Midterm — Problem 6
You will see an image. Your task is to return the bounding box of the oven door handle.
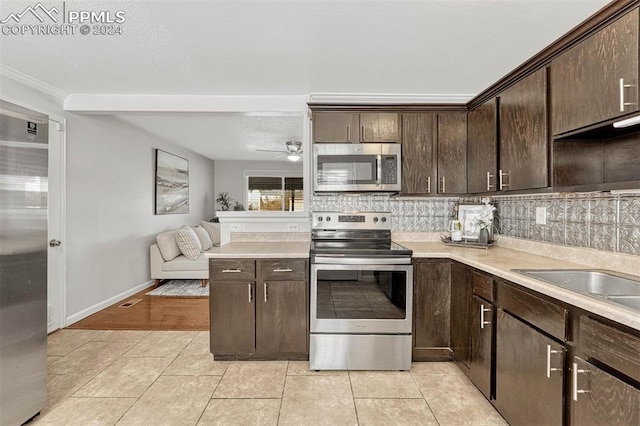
[313,256,412,265]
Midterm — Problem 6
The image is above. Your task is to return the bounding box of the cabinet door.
[467,99,498,193]
[401,113,436,194]
[412,260,451,360]
[360,112,400,143]
[437,113,467,194]
[210,281,255,355]
[450,262,472,369]
[571,356,640,425]
[551,8,639,135]
[257,280,308,355]
[470,296,493,400]
[499,68,548,191]
[313,112,360,143]
[495,310,564,426]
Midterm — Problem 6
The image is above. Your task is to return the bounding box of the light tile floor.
[36,329,508,425]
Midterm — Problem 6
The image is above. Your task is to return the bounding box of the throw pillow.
[175,226,202,260]
[156,230,181,262]
[193,225,213,251]
[201,220,221,245]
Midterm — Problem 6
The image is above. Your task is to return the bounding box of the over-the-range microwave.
[313,143,401,192]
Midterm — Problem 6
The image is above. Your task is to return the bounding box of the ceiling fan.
[256,140,303,161]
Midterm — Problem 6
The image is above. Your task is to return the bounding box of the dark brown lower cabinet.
[470,295,493,400]
[450,262,471,369]
[412,259,451,360]
[495,310,564,426]
[571,356,640,425]
[210,281,256,355]
[257,280,308,354]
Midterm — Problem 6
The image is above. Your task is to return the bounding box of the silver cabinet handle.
[347,125,351,142]
[441,176,446,193]
[427,176,431,194]
[361,125,365,142]
[222,268,242,273]
[273,268,293,272]
[572,361,590,401]
[263,283,268,303]
[546,344,562,378]
[480,304,491,329]
[486,171,495,191]
[620,78,636,112]
[248,283,252,303]
[499,169,510,190]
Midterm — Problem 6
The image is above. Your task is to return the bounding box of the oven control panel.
[312,212,391,230]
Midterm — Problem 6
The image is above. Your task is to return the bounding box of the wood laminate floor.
[68,286,209,331]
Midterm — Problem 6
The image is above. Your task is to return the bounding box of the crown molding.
[0,64,67,101]
[308,93,474,105]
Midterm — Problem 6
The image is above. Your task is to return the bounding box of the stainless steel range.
[310,212,413,370]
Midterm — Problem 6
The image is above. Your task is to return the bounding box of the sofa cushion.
[194,225,213,250]
[156,230,181,262]
[201,221,221,245]
[175,226,202,260]
[162,253,208,272]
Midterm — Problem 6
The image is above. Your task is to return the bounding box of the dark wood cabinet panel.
[257,280,308,355]
[470,295,493,400]
[260,259,307,281]
[571,356,640,425]
[450,262,471,369]
[495,310,564,426]
[210,281,256,355]
[360,112,400,143]
[472,271,493,302]
[401,113,436,194]
[437,113,468,194]
[413,259,451,360]
[210,259,255,282]
[313,112,360,143]
[467,99,498,193]
[499,68,549,191]
[551,8,639,136]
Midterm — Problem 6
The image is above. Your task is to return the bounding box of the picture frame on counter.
[457,203,485,240]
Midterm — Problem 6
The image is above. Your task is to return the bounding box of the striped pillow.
[175,226,202,260]
[193,225,213,251]
[200,221,221,246]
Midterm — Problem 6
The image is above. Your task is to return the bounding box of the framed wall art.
[457,203,485,240]
[155,149,189,215]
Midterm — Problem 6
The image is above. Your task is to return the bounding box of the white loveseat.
[150,222,220,288]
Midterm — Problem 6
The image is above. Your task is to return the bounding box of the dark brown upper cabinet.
[437,113,468,194]
[467,99,498,194]
[551,8,639,136]
[401,113,437,194]
[313,111,399,143]
[499,68,549,191]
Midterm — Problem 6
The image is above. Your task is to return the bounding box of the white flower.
[474,200,496,230]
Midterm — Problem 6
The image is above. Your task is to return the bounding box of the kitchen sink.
[512,269,640,312]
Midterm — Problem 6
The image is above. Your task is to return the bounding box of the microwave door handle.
[376,154,382,185]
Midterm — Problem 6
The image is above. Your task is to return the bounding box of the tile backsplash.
[311,192,640,256]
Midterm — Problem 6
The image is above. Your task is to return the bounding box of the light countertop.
[399,241,640,332]
[204,242,310,258]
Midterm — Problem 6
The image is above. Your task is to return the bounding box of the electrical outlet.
[230,224,242,232]
[535,207,547,225]
[287,223,299,231]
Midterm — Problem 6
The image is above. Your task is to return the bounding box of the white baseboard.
[66,280,154,326]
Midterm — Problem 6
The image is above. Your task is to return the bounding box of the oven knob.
[373,217,379,223]
[381,217,387,223]
[326,216,331,222]
[318,216,323,221]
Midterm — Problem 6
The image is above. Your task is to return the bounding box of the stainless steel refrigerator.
[0,100,48,425]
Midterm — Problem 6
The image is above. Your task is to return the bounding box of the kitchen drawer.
[580,316,640,383]
[210,259,255,281]
[472,271,493,301]
[260,259,307,281]
[498,280,567,341]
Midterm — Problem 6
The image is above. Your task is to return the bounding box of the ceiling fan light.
[286,154,301,161]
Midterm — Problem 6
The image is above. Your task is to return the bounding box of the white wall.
[214,159,302,210]
[1,76,216,324]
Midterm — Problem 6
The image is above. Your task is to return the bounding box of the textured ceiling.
[0,0,612,160]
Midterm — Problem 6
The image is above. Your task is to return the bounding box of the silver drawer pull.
[480,305,491,329]
[264,283,268,303]
[572,362,590,401]
[546,345,563,378]
[273,268,293,272]
[248,283,252,303]
[222,268,242,273]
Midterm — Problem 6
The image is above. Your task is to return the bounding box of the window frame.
[244,170,304,212]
